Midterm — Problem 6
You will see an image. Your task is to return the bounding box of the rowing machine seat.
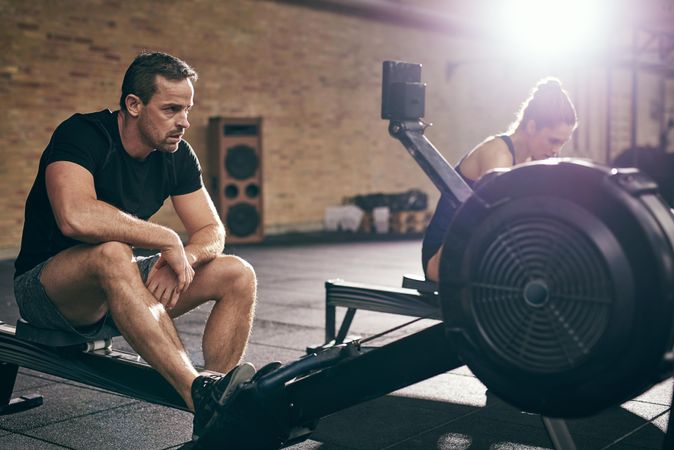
[15,319,117,350]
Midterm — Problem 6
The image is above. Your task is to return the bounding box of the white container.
[372,206,390,234]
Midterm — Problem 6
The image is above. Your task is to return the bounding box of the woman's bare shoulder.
[462,136,513,178]
[475,136,510,154]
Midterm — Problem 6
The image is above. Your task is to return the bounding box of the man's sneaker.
[191,362,256,440]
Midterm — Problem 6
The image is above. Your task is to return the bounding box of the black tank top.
[499,134,516,163]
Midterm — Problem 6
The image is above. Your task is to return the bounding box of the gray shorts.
[13,253,160,342]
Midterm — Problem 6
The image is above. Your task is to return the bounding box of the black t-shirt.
[421,135,516,274]
[14,109,203,278]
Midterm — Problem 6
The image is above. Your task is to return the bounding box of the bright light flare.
[496,0,607,60]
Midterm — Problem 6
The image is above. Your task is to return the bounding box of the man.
[13,52,256,440]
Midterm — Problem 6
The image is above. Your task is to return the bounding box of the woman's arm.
[423,138,515,281]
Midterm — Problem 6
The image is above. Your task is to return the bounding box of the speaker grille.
[225,145,259,180]
[226,203,261,238]
[470,216,613,373]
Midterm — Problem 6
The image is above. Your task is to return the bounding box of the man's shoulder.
[57,109,113,133]
[48,110,117,167]
[77,108,115,123]
[174,139,199,163]
[54,109,115,143]
[176,138,195,154]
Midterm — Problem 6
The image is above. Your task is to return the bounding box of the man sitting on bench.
[12,51,257,441]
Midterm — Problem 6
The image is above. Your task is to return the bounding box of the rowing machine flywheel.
[439,159,674,417]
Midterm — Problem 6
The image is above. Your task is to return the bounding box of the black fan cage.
[468,215,614,373]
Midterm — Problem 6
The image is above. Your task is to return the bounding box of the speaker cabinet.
[208,117,263,243]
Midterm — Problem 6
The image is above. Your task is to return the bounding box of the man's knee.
[212,255,257,300]
[233,256,256,286]
[92,242,136,281]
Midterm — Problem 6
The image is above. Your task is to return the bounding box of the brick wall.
[0,0,485,252]
[0,0,665,254]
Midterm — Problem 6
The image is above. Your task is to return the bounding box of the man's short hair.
[119,52,198,112]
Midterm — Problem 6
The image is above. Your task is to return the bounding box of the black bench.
[0,319,188,415]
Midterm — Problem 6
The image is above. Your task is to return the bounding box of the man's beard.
[138,115,177,152]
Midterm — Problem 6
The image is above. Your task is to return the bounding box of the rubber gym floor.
[0,239,671,449]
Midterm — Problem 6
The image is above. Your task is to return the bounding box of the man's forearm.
[62,199,180,251]
[184,224,226,268]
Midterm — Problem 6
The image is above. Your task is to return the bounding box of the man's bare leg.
[169,255,256,373]
[40,241,199,409]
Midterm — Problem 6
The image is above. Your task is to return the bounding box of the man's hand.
[146,257,182,309]
[160,235,195,295]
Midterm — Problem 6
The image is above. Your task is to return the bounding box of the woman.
[423,77,578,282]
